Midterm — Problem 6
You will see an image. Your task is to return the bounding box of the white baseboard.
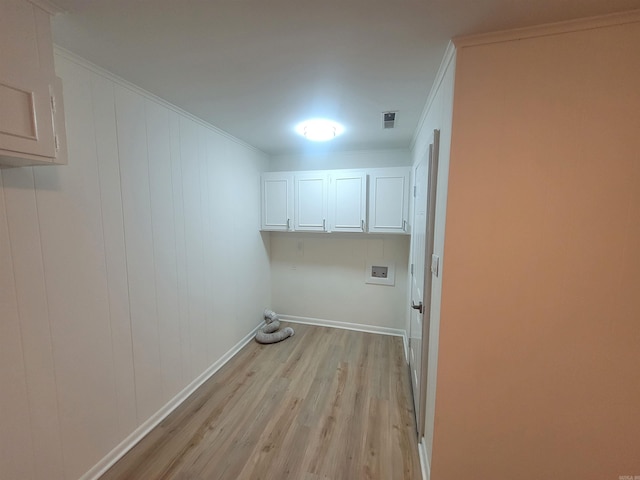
[79,321,264,480]
[418,438,430,480]
[279,314,406,339]
[402,330,409,364]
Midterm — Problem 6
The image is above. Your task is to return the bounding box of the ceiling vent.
[383,111,397,129]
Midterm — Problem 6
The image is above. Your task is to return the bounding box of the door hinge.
[410,263,414,275]
[413,185,417,197]
[54,135,60,152]
[50,95,56,114]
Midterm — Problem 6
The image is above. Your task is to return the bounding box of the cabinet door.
[294,172,328,232]
[368,167,410,234]
[261,173,293,231]
[0,0,66,167]
[0,67,56,162]
[329,170,366,233]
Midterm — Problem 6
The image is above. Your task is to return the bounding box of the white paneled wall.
[410,43,456,475]
[0,51,270,480]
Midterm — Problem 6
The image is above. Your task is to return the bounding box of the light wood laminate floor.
[101,323,421,479]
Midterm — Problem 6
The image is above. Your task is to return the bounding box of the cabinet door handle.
[403,220,407,231]
[323,219,326,231]
[361,219,365,231]
[287,218,291,230]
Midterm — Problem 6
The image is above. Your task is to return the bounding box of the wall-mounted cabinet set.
[261,167,410,234]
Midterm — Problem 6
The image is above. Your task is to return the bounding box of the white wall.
[409,42,456,476]
[0,50,270,480]
[267,149,411,331]
[269,148,410,172]
[270,232,409,330]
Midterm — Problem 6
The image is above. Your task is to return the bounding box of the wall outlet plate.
[365,260,395,286]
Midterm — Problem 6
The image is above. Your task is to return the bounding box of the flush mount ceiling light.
[295,119,344,142]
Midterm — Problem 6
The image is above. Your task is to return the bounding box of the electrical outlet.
[365,261,395,286]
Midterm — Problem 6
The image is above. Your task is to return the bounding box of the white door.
[409,130,440,436]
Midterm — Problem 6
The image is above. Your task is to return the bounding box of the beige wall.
[432,16,640,479]
[270,232,409,330]
[0,51,270,480]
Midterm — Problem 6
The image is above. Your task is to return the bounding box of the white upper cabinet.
[261,172,293,231]
[368,167,410,234]
[261,167,410,234]
[329,170,366,233]
[0,0,67,167]
[294,172,328,232]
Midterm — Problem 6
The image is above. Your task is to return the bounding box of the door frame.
[416,129,440,437]
[409,145,428,431]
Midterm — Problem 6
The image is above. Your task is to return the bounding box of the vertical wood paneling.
[198,127,215,362]
[205,133,231,356]
[90,71,137,440]
[0,52,270,480]
[0,170,36,480]
[1,166,64,480]
[179,117,207,377]
[145,99,183,400]
[230,142,266,336]
[114,85,163,422]
[169,111,191,386]
[236,145,271,337]
[34,57,118,480]
[406,46,456,469]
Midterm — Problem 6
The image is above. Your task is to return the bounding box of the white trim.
[279,314,406,338]
[454,9,640,48]
[402,330,409,365]
[78,322,265,480]
[418,438,430,480]
[410,41,456,152]
[52,46,266,156]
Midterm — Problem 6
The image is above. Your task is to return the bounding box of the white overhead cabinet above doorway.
[260,167,410,234]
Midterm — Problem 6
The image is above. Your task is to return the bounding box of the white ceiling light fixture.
[295,119,344,142]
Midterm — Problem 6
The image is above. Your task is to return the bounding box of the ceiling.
[50,0,640,156]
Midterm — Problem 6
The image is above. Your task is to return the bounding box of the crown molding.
[53,45,267,155]
[454,9,640,48]
[410,41,456,152]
